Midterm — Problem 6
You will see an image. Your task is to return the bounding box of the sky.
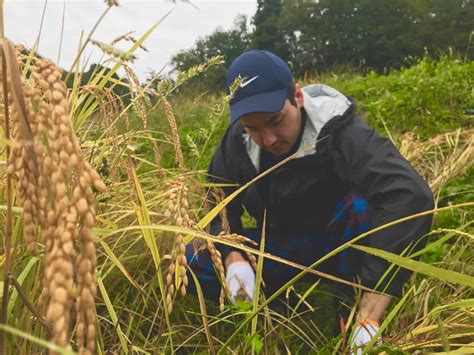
[4,0,257,80]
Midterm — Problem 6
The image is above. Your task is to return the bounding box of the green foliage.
[275,0,473,75]
[64,63,131,101]
[251,0,289,61]
[170,15,251,94]
[248,333,263,353]
[133,93,229,172]
[172,0,474,90]
[310,53,474,138]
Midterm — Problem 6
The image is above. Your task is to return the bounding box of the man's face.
[240,84,304,156]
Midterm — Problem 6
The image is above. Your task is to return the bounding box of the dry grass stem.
[399,128,474,195]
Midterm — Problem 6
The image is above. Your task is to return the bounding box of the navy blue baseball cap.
[226,49,293,124]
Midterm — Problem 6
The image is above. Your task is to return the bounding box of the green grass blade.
[128,160,173,350]
[428,342,474,354]
[97,276,129,353]
[98,240,144,292]
[352,244,474,287]
[198,142,318,230]
[8,256,40,317]
[429,299,474,315]
[250,212,266,354]
[187,267,215,354]
[129,161,161,268]
[0,324,75,354]
[103,224,378,292]
[411,220,473,258]
[290,280,320,318]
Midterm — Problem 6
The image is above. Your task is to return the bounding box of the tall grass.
[0,4,473,354]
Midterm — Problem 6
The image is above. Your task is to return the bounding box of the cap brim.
[230,88,288,124]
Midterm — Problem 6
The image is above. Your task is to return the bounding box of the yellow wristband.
[358,319,380,328]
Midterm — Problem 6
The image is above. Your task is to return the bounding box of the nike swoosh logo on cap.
[240,75,259,88]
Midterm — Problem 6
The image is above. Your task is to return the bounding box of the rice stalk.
[164,175,191,312]
[0,39,14,355]
[111,31,149,52]
[205,186,262,310]
[147,133,164,177]
[66,8,170,132]
[79,84,126,131]
[174,55,225,87]
[122,63,151,128]
[206,233,228,312]
[1,41,106,353]
[105,0,120,7]
[161,98,185,170]
[64,3,115,84]
[127,158,175,350]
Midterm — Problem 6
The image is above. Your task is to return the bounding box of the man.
[186,49,434,351]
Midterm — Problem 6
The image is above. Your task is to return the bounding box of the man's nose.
[261,129,277,148]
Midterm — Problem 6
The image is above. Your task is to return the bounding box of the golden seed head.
[47,74,56,84]
[76,198,88,215]
[53,287,68,304]
[93,179,106,193]
[78,259,92,275]
[7,48,100,352]
[47,303,64,321]
[39,79,49,90]
[83,212,95,228]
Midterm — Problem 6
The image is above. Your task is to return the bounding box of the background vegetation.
[170,0,474,92]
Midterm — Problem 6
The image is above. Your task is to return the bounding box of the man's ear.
[294,83,304,107]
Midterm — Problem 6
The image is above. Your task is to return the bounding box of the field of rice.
[0,3,473,354]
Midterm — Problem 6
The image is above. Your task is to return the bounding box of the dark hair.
[287,83,297,107]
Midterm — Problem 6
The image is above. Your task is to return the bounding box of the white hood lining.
[243,84,352,171]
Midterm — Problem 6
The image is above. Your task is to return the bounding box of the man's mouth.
[269,144,286,155]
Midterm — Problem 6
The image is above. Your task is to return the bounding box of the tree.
[172,0,473,92]
[251,0,289,61]
[170,15,251,93]
[275,0,473,75]
[409,0,474,57]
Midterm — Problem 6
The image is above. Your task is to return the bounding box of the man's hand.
[351,320,381,354]
[225,260,255,304]
[358,292,391,323]
[350,291,390,353]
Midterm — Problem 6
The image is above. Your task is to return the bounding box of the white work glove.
[351,321,381,354]
[225,261,255,304]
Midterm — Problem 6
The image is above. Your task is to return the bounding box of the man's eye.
[271,118,282,127]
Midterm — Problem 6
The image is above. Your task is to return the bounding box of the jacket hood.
[242,84,353,171]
